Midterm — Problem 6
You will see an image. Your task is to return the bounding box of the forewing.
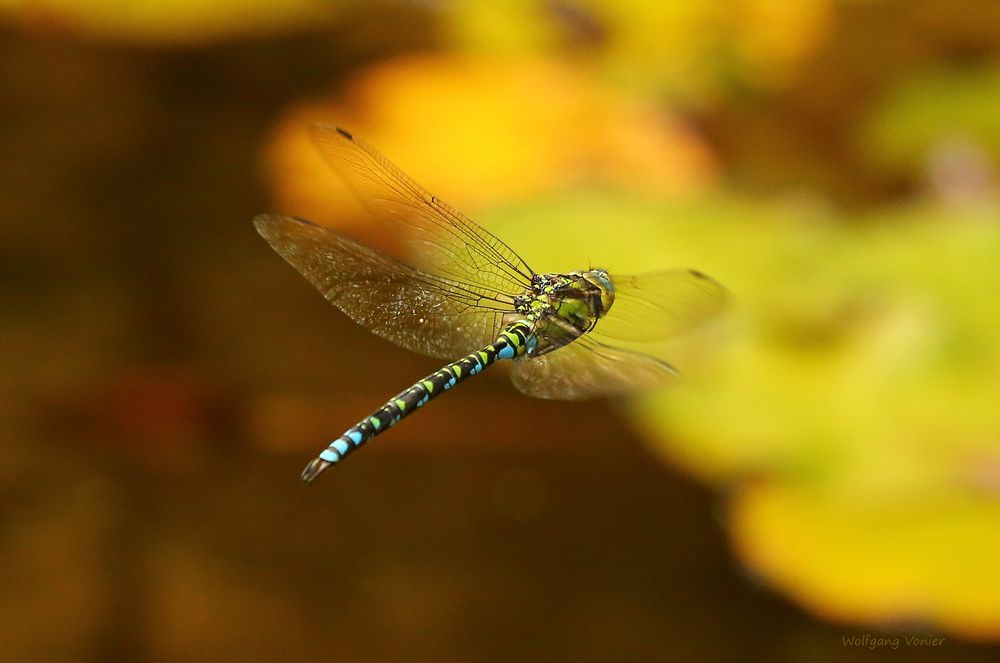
[592,269,728,343]
[509,336,677,400]
[255,214,513,359]
[311,124,534,297]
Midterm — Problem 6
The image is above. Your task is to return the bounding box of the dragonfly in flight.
[255,125,727,482]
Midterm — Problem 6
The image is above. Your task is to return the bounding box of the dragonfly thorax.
[511,269,615,357]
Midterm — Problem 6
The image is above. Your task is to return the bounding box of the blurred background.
[3,0,1000,661]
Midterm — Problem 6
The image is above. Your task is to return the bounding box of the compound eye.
[587,269,612,293]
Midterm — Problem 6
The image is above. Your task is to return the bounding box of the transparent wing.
[591,269,729,343]
[509,336,678,400]
[311,124,535,297]
[512,269,726,399]
[255,215,515,359]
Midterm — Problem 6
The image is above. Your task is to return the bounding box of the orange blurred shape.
[262,54,717,249]
[4,0,340,43]
[724,0,833,88]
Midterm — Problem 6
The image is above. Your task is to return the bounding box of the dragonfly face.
[512,269,616,357]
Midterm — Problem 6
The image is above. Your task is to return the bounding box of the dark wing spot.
[335,127,353,140]
[689,269,707,279]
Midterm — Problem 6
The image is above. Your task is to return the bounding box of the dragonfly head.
[533,269,615,334]
[580,268,615,318]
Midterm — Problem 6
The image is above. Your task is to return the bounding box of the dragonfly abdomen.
[300,320,533,482]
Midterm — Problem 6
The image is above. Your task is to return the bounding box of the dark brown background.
[3,3,1000,660]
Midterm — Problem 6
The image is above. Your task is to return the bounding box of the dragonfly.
[255,125,727,482]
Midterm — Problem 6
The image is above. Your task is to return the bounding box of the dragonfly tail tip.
[301,458,332,483]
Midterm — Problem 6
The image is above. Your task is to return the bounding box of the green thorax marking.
[511,269,615,357]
